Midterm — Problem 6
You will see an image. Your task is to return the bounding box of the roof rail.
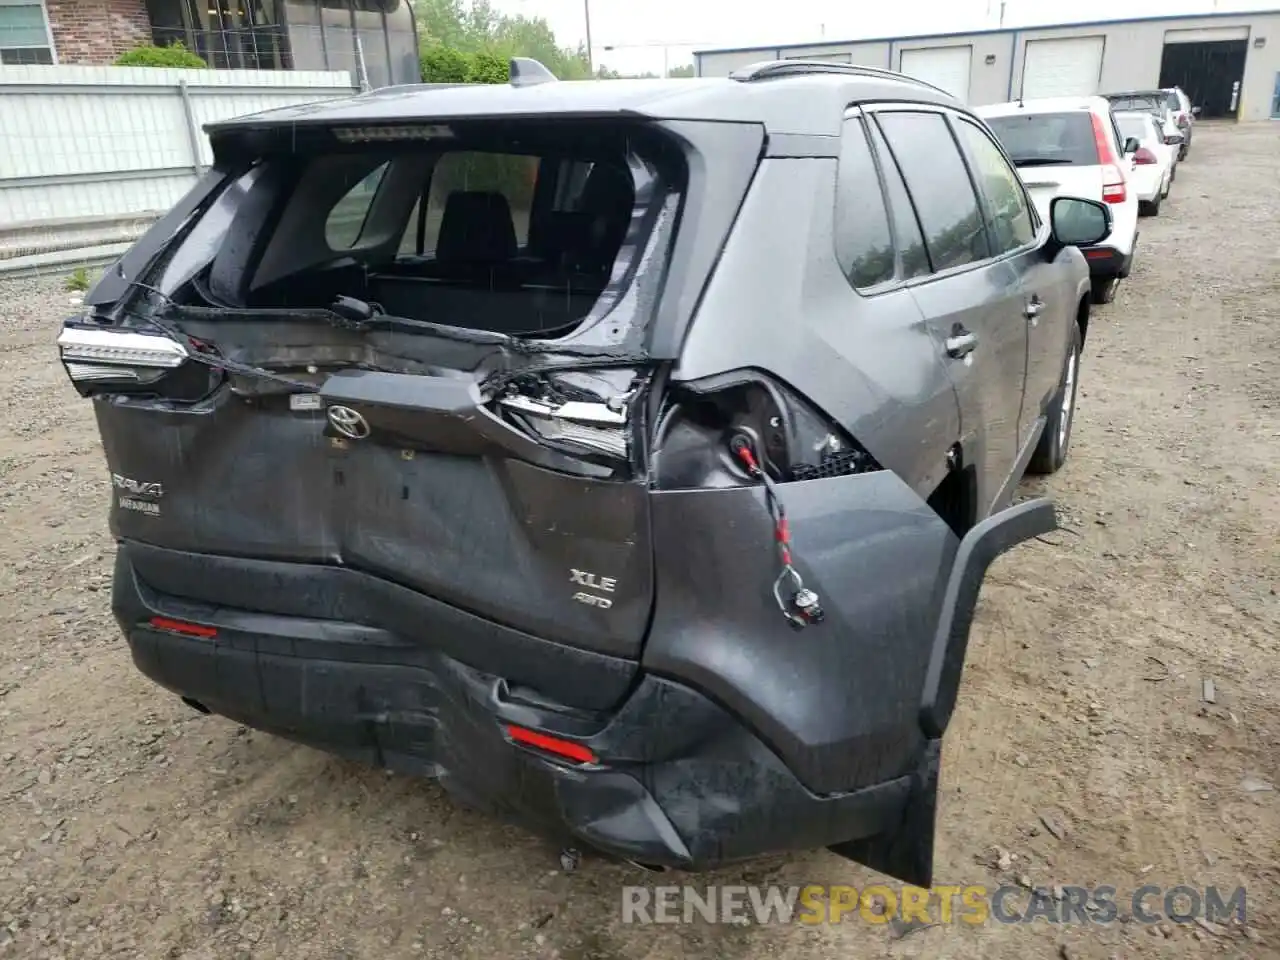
[729,59,952,98]
[510,57,559,87]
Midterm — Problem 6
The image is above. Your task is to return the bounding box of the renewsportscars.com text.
[620,884,1247,926]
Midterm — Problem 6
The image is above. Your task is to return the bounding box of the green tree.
[114,41,207,68]
[412,0,590,82]
[668,64,695,78]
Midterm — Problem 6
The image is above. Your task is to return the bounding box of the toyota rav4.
[58,58,1112,886]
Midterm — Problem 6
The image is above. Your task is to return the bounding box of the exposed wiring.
[730,435,824,630]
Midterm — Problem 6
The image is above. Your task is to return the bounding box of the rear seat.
[369,186,617,335]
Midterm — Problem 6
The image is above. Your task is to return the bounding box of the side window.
[875,111,989,273]
[325,162,389,250]
[418,151,540,254]
[833,117,895,290]
[866,121,931,279]
[953,118,1036,255]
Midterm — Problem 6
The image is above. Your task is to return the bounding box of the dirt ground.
[1,122,1277,960]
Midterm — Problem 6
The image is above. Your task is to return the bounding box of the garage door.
[1021,37,1105,98]
[899,46,972,102]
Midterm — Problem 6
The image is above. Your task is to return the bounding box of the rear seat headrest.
[435,191,518,265]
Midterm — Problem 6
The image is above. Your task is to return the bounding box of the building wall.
[44,0,151,64]
[890,33,1010,104]
[696,12,1280,121]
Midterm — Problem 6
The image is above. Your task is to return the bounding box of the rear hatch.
[59,116,696,694]
[983,111,1105,222]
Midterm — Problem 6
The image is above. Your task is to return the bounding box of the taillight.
[1134,147,1158,165]
[1090,110,1127,205]
[58,325,188,383]
[505,724,596,765]
[498,392,629,459]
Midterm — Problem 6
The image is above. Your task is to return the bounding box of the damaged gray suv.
[58,58,1112,886]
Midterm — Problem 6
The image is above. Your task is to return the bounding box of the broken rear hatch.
[59,116,691,706]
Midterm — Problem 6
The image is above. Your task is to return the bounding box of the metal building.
[694,9,1280,121]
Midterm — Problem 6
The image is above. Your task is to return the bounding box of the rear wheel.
[1028,326,1081,475]
[1139,198,1161,217]
[1090,277,1117,305]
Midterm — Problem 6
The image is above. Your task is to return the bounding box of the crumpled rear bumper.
[114,544,910,868]
[112,495,1056,882]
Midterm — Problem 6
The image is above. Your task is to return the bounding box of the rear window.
[983,112,1100,167]
[1108,95,1162,114]
[1115,114,1152,142]
[149,121,684,342]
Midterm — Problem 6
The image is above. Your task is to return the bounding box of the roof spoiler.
[510,57,559,87]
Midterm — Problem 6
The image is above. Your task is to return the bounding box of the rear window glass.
[1115,114,1152,142]
[325,163,388,249]
[1108,95,1162,114]
[148,123,683,342]
[984,112,1100,167]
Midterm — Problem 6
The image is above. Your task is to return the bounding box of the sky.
[488,0,1279,74]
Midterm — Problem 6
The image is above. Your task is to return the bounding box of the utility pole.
[584,0,594,74]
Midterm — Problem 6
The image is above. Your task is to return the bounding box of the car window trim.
[949,114,1041,261]
[861,101,1030,289]
[837,107,909,297]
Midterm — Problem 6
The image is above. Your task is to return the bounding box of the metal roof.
[694,7,1280,59]
[204,69,962,139]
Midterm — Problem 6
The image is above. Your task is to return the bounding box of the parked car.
[1163,86,1196,159]
[1113,110,1177,216]
[1103,90,1184,148]
[56,57,1112,888]
[979,96,1138,304]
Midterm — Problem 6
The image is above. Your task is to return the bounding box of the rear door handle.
[1025,297,1045,319]
[945,330,978,359]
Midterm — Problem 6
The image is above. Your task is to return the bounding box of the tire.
[1179,144,1189,161]
[1139,198,1161,217]
[1090,277,1117,305]
[1028,325,1081,475]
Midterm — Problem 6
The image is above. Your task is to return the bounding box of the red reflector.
[148,616,217,638]
[506,724,596,764]
[1083,249,1112,259]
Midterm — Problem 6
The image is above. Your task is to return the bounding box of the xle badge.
[570,569,617,610]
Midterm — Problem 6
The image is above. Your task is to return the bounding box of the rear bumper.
[115,545,910,869]
[111,497,1056,883]
[1081,243,1133,279]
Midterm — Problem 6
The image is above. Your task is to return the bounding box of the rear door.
[953,115,1068,439]
[869,107,1028,514]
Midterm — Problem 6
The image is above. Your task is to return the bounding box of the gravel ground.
[1,122,1277,960]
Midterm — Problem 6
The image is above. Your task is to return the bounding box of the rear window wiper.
[1012,157,1073,167]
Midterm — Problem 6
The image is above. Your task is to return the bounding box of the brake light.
[1090,111,1127,204]
[505,724,596,764]
[1133,147,1158,165]
[148,616,218,638]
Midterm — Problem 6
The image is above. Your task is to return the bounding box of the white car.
[1113,110,1176,217]
[978,96,1139,305]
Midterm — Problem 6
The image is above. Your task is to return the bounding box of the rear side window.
[953,119,1036,254]
[866,121,931,280]
[983,112,1100,167]
[325,162,389,249]
[833,117,895,290]
[875,111,989,273]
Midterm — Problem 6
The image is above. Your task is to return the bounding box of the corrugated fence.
[0,64,358,272]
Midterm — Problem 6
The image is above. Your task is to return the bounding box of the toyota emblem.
[327,404,370,439]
